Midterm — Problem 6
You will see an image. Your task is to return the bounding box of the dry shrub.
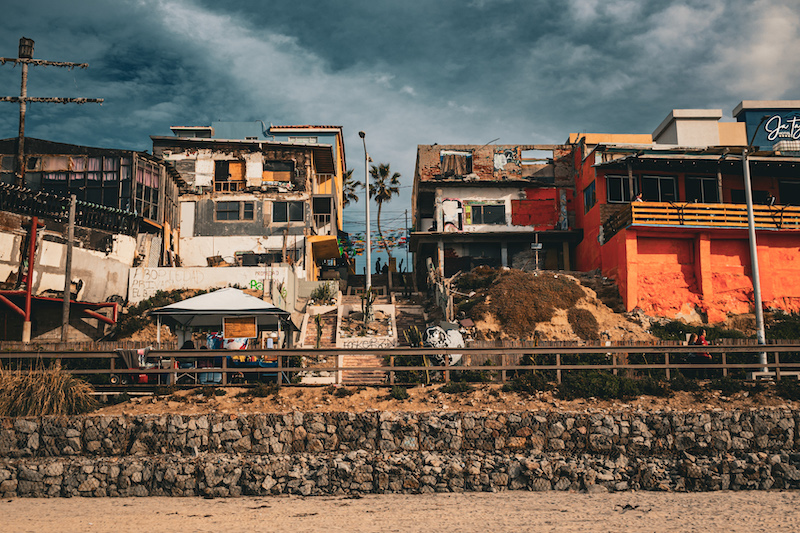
[473,271,584,338]
[0,366,98,417]
[567,308,600,340]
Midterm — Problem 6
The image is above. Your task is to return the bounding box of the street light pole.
[359,131,371,294]
[742,115,770,371]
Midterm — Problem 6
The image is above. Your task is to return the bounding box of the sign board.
[531,243,543,250]
[223,316,257,339]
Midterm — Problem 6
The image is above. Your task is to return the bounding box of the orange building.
[573,102,800,323]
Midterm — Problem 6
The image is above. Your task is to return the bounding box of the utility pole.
[1,37,103,186]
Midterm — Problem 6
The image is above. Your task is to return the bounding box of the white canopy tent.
[149,288,291,347]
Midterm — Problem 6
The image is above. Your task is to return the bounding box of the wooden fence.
[1,343,799,388]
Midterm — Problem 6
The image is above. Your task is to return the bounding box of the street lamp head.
[358,131,365,139]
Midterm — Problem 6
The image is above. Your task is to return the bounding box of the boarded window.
[263,161,294,182]
[229,161,244,181]
[440,150,472,176]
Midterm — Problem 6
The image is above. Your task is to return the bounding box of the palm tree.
[342,168,361,207]
[369,162,401,260]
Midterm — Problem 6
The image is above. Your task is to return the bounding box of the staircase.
[394,305,427,346]
[340,354,386,385]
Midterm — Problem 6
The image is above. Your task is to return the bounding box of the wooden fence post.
[444,354,450,383]
[501,353,507,383]
[775,352,781,381]
[222,356,228,386]
[612,353,617,376]
[276,354,282,387]
[390,356,395,385]
[556,353,562,384]
[665,353,670,380]
[722,352,727,378]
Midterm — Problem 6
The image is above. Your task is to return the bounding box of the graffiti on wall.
[341,338,398,349]
[129,267,288,303]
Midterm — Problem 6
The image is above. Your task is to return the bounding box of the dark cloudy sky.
[1,0,799,264]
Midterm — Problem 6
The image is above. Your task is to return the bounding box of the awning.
[149,287,290,328]
[308,235,341,261]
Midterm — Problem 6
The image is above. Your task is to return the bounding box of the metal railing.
[603,202,800,241]
[2,343,799,388]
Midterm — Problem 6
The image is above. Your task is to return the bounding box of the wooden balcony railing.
[604,202,800,241]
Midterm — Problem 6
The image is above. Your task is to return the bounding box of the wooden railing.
[2,344,799,388]
[603,202,800,241]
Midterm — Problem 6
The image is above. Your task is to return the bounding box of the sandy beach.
[2,491,798,533]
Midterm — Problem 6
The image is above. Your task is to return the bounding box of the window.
[440,150,472,176]
[273,201,304,223]
[468,203,505,225]
[216,201,254,221]
[583,181,597,213]
[606,175,637,203]
[288,136,317,145]
[214,160,244,192]
[641,175,677,202]
[779,180,800,205]
[263,161,294,182]
[685,177,719,203]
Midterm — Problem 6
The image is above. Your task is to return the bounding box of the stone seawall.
[1,409,799,497]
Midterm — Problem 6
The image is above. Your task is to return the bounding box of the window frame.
[605,174,637,203]
[583,181,597,213]
[215,201,255,221]
[641,175,677,202]
[272,201,304,223]
[468,202,506,225]
[685,176,719,203]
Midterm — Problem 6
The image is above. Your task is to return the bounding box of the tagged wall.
[128,266,292,306]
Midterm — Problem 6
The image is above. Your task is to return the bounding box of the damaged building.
[151,122,347,281]
[410,143,581,279]
[0,137,182,341]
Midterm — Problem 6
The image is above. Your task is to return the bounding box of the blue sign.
[738,108,800,149]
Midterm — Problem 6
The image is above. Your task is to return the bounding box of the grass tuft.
[0,365,98,417]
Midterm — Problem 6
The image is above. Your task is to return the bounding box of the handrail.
[603,202,800,241]
[2,344,799,386]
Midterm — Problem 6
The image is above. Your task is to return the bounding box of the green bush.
[388,386,410,401]
[325,385,356,398]
[705,377,746,396]
[558,371,670,400]
[503,371,553,394]
[310,282,337,305]
[200,386,227,397]
[670,372,701,392]
[440,381,474,394]
[776,380,800,400]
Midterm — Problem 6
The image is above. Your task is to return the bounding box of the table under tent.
[147,287,293,384]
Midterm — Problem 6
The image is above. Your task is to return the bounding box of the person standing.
[695,329,711,378]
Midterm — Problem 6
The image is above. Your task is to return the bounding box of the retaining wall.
[2,409,799,497]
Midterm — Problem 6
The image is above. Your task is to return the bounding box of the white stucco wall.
[435,187,533,233]
[128,265,291,304]
[179,235,305,268]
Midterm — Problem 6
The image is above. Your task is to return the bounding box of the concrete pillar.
[437,239,445,277]
[624,229,638,311]
[695,233,713,299]
[501,243,508,267]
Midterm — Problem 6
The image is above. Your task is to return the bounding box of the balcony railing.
[603,202,800,241]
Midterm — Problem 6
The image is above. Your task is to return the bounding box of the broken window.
[136,160,160,220]
[520,149,552,166]
[440,150,472,176]
[583,181,596,213]
[606,175,637,203]
[273,201,304,223]
[214,160,243,192]
[216,201,254,221]
[467,203,505,225]
[263,161,294,182]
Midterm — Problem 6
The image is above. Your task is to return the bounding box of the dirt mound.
[453,268,654,343]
